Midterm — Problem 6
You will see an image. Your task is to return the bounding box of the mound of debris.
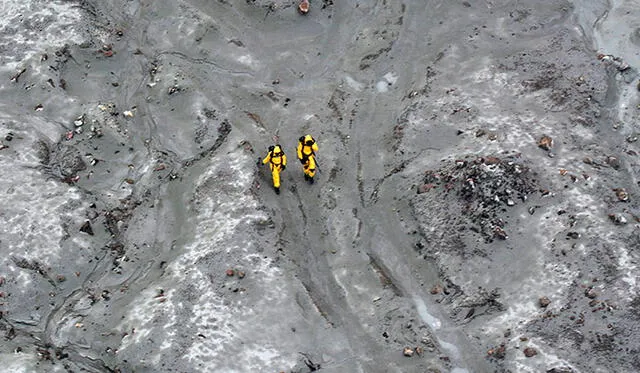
[413,154,540,243]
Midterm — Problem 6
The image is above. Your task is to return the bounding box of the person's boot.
[309,176,314,184]
[274,186,280,195]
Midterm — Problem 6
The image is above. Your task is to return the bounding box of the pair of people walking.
[261,134,318,194]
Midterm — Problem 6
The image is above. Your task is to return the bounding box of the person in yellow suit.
[297,135,318,184]
[262,144,287,194]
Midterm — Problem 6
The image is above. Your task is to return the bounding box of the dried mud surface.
[1,0,639,372]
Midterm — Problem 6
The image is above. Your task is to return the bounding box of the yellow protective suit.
[262,145,287,192]
[297,135,318,180]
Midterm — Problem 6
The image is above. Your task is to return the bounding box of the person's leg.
[307,156,316,181]
[272,167,281,193]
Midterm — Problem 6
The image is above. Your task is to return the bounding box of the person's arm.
[296,142,303,159]
[282,154,287,167]
[312,143,318,153]
[262,152,271,164]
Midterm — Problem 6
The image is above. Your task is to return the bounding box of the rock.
[547,366,576,373]
[10,67,27,83]
[298,0,309,14]
[538,135,553,150]
[403,347,414,357]
[539,296,551,308]
[237,271,246,279]
[597,53,630,71]
[225,269,235,276]
[523,347,538,357]
[80,221,94,236]
[566,232,580,239]
[487,344,506,359]
[608,213,628,225]
[605,156,621,169]
[613,188,629,202]
[585,287,597,299]
[493,226,508,240]
[417,183,435,194]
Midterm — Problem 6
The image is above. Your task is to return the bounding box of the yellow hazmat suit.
[297,134,319,182]
[262,145,287,194]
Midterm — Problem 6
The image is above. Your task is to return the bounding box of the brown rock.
[538,135,553,150]
[417,183,435,194]
[298,0,309,14]
[487,344,506,359]
[539,296,551,308]
[613,188,629,202]
[484,156,501,165]
[225,269,235,276]
[605,156,620,169]
[493,226,508,240]
[585,287,597,299]
[523,347,537,357]
[403,347,414,357]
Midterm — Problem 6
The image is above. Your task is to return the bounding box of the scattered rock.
[585,287,597,299]
[547,366,576,373]
[56,274,66,283]
[403,347,414,357]
[523,347,538,357]
[597,53,630,71]
[538,135,553,150]
[493,226,508,240]
[80,221,94,235]
[298,0,309,14]
[237,271,246,279]
[608,213,628,225]
[487,344,506,359]
[225,269,235,276]
[613,188,629,202]
[605,156,621,170]
[417,183,435,194]
[539,296,551,308]
[10,67,27,83]
[566,232,580,239]
[416,155,537,243]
